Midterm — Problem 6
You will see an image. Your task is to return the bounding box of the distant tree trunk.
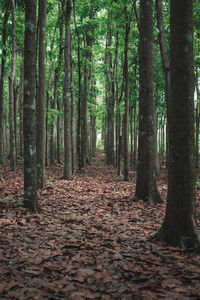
[9,0,16,172]
[123,2,131,181]
[19,66,24,157]
[105,13,114,165]
[45,21,58,166]
[24,0,38,211]
[63,0,72,180]
[133,0,162,203]
[73,0,82,169]
[37,0,46,188]
[156,0,200,250]
[130,105,133,166]
[114,31,119,169]
[82,0,94,167]
[156,0,170,168]
[70,46,76,174]
[133,101,137,169]
[0,4,10,164]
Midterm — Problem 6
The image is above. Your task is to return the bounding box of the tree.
[155,0,200,249]
[36,0,47,188]
[63,0,72,180]
[0,3,10,164]
[133,0,162,203]
[23,0,38,211]
[82,0,94,167]
[9,0,17,172]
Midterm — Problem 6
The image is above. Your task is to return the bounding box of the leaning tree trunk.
[63,0,72,180]
[133,0,162,203]
[156,0,200,250]
[24,0,38,211]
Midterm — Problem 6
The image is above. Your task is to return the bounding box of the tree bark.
[9,0,17,172]
[133,0,162,203]
[0,3,10,164]
[63,0,72,180]
[24,0,38,211]
[156,0,200,250]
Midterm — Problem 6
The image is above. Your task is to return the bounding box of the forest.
[0,0,200,299]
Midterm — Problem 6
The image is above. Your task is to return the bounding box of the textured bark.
[9,0,17,172]
[133,0,162,203]
[24,0,38,211]
[0,5,10,163]
[36,0,46,188]
[63,0,72,180]
[156,0,200,250]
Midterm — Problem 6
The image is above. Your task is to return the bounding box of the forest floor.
[0,152,200,300]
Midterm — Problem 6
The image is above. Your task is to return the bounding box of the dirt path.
[0,153,200,299]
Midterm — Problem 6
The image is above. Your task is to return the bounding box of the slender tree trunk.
[63,0,72,180]
[70,44,76,174]
[24,0,38,211]
[9,0,17,172]
[19,66,24,157]
[45,21,58,165]
[156,0,200,250]
[133,101,137,169]
[123,3,131,181]
[82,0,94,167]
[37,0,46,188]
[0,4,10,164]
[133,0,162,203]
[156,0,170,168]
[73,0,82,169]
[105,13,114,165]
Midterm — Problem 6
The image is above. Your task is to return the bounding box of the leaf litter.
[0,153,200,299]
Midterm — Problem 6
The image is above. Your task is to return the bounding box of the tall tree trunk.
[105,13,114,165]
[19,66,24,157]
[73,0,82,170]
[156,0,170,168]
[156,0,200,250]
[37,0,47,188]
[63,0,72,180]
[24,0,38,211]
[133,0,162,203]
[70,43,76,174]
[82,0,94,167]
[9,0,16,172]
[123,3,131,181]
[0,4,10,164]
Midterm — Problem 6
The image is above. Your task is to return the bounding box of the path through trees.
[0,153,200,299]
